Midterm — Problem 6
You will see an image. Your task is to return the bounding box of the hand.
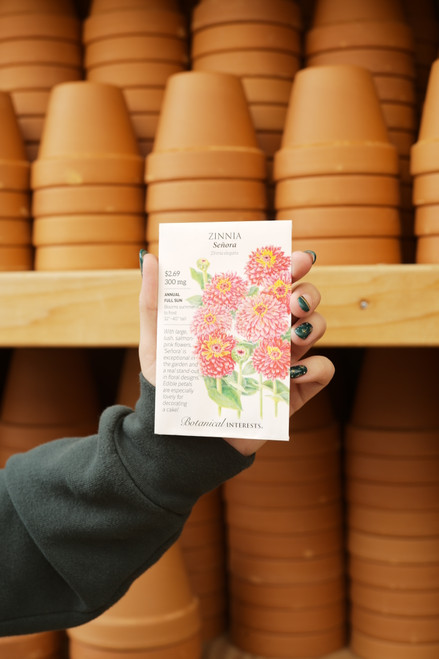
[139,250,334,456]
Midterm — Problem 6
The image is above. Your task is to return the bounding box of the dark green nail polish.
[139,248,147,275]
[294,321,313,339]
[304,250,317,264]
[290,365,308,379]
[298,295,310,312]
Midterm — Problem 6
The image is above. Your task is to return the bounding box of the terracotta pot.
[256,130,283,157]
[17,116,45,143]
[346,452,439,483]
[68,542,201,654]
[230,621,346,658]
[346,478,439,511]
[261,425,341,457]
[231,597,345,634]
[32,214,145,246]
[349,554,439,590]
[242,76,292,104]
[193,50,301,79]
[0,190,31,217]
[306,21,414,55]
[351,580,439,617]
[0,218,31,245]
[179,519,224,550]
[227,525,343,559]
[352,604,439,643]
[10,89,50,115]
[351,628,439,659]
[0,91,30,187]
[249,103,288,132]
[32,157,144,188]
[34,243,144,270]
[311,0,406,25]
[181,541,225,573]
[276,206,401,237]
[146,211,266,241]
[83,8,186,42]
[1,348,99,426]
[226,501,343,535]
[307,48,416,80]
[348,529,439,563]
[0,245,32,270]
[229,574,345,609]
[374,74,417,104]
[230,451,342,484]
[0,64,81,91]
[145,180,267,212]
[345,425,439,457]
[415,205,439,235]
[348,504,439,537]
[288,237,402,265]
[146,149,266,182]
[224,476,342,509]
[85,35,188,68]
[0,38,81,66]
[413,172,439,205]
[192,23,301,57]
[381,101,417,131]
[0,631,65,659]
[87,62,184,87]
[351,348,439,430]
[122,86,165,113]
[228,550,345,584]
[416,236,439,263]
[153,71,259,150]
[388,128,417,157]
[129,112,160,140]
[275,174,400,208]
[32,186,144,216]
[0,13,81,41]
[191,0,302,31]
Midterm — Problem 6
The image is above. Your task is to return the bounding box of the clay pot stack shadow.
[412,58,439,263]
[304,0,419,262]
[0,0,83,162]
[344,347,439,659]
[83,0,188,158]
[0,347,100,468]
[67,541,203,659]
[273,64,403,264]
[190,0,303,215]
[30,80,146,270]
[0,91,32,271]
[144,70,268,256]
[179,488,229,643]
[222,388,347,658]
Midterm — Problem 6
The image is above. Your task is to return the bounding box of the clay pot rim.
[191,0,302,32]
[411,141,439,175]
[83,9,187,44]
[31,155,144,188]
[0,14,80,42]
[274,143,399,178]
[306,21,415,56]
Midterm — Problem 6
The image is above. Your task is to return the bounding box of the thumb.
[139,250,159,386]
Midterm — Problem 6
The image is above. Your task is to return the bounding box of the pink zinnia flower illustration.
[264,270,292,312]
[252,337,291,380]
[245,246,291,286]
[235,293,289,342]
[202,272,247,310]
[191,305,232,338]
[194,332,236,377]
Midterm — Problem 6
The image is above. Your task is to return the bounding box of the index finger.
[291,250,316,282]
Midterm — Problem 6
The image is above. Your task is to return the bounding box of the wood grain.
[0,265,438,347]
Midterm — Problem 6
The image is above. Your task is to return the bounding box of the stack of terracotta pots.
[0,347,100,468]
[345,347,439,659]
[180,489,228,643]
[0,631,66,659]
[191,0,303,213]
[223,388,346,658]
[145,70,268,255]
[305,0,419,262]
[0,0,82,162]
[412,58,439,263]
[0,91,32,271]
[31,81,146,270]
[83,2,188,157]
[68,541,203,659]
[403,0,439,111]
[274,64,402,263]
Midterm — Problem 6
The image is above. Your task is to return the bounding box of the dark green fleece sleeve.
[0,374,254,637]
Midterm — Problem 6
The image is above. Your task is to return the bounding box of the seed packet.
[154,220,293,440]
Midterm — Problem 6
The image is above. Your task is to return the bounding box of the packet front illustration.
[154,220,293,440]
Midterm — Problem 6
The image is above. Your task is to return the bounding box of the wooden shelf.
[0,264,438,347]
[204,635,359,659]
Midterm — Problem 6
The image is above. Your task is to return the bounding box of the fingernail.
[294,321,313,339]
[139,248,147,276]
[298,295,310,312]
[304,250,317,264]
[290,365,308,379]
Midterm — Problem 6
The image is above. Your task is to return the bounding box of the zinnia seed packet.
[155,220,293,440]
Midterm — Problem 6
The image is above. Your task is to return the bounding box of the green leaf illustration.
[247,285,259,296]
[242,362,256,375]
[206,381,242,411]
[186,295,203,307]
[263,379,290,402]
[190,267,205,289]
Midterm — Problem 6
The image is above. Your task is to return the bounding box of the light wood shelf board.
[204,635,359,659]
[0,264,438,347]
